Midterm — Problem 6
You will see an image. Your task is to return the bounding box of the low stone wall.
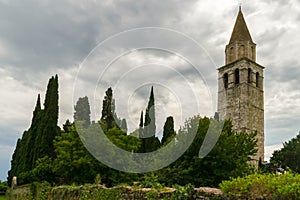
[7,183,225,200]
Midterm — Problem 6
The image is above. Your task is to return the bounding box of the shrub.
[171,183,195,200]
[220,172,300,199]
[0,181,7,193]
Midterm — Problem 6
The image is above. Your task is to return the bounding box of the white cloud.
[265,144,283,162]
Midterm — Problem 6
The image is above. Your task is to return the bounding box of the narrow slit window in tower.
[223,73,228,89]
[248,68,252,83]
[235,68,240,84]
[256,72,259,87]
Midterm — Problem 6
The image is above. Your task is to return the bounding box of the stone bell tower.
[217,7,264,163]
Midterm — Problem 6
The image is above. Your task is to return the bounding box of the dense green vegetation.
[0,196,7,200]
[11,74,294,196]
[74,96,91,128]
[220,172,300,199]
[220,132,300,199]
[269,132,300,173]
[8,75,60,185]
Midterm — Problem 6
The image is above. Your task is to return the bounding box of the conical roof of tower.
[229,7,253,43]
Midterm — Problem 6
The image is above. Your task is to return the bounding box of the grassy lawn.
[0,195,7,200]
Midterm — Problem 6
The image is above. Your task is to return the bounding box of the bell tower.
[217,7,264,163]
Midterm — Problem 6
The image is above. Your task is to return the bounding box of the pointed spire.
[229,7,253,44]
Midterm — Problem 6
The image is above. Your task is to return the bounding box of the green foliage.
[161,116,175,146]
[140,87,160,153]
[0,196,6,200]
[30,181,51,200]
[8,78,260,191]
[156,117,257,187]
[141,173,164,189]
[74,96,91,128]
[106,127,141,152]
[101,87,116,130]
[146,190,159,200]
[31,156,55,183]
[270,132,300,173]
[171,183,195,200]
[8,75,60,185]
[51,185,121,200]
[94,174,102,185]
[0,181,7,193]
[220,172,300,199]
[53,124,101,184]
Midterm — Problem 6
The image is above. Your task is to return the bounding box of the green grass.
[0,196,7,200]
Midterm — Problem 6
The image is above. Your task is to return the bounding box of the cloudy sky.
[1,0,300,181]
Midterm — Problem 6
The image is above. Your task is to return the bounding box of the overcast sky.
[1,0,300,181]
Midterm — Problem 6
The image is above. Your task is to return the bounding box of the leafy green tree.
[161,116,175,146]
[54,122,139,186]
[106,127,141,152]
[270,132,300,173]
[74,96,91,128]
[157,116,257,187]
[53,123,102,184]
[30,156,55,183]
[0,181,7,193]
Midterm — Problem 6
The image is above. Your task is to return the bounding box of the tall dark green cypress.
[35,75,60,159]
[8,75,60,185]
[101,88,114,130]
[141,87,160,152]
[139,111,145,152]
[31,94,41,125]
[161,116,175,145]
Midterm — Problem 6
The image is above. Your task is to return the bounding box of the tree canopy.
[8,75,60,185]
[74,96,91,128]
[270,132,300,173]
[8,81,260,188]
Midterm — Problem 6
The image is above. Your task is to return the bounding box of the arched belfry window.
[235,68,240,84]
[256,72,259,87]
[248,68,252,83]
[223,73,228,89]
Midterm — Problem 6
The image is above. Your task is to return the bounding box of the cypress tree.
[8,75,61,185]
[101,88,114,130]
[34,75,60,160]
[142,87,160,152]
[138,111,145,152]
[74,96,91,128]
[31,94,41,125]
[161,116,175,145]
